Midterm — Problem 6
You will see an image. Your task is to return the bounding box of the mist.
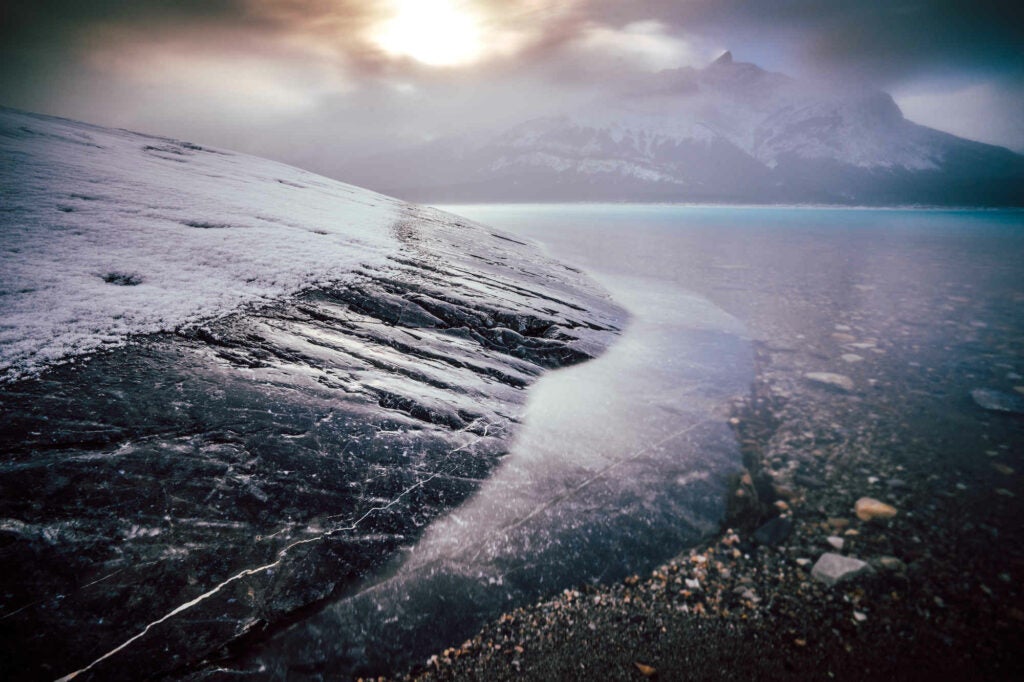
[2,0,1022,180]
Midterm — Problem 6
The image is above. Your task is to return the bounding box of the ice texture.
[0,107,400,381]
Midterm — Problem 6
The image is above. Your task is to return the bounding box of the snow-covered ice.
[0,107,401,381]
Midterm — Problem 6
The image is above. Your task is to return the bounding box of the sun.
[374,0,483,67]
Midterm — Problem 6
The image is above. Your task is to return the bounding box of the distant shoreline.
[435,201,1024,212]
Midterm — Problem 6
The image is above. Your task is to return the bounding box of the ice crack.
[54,429,491,681]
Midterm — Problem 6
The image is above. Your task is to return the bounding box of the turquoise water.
[436,205,1024,278]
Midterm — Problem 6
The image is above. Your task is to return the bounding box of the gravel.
[388,225,1024,681]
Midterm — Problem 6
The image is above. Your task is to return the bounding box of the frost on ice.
[0,107,400,381]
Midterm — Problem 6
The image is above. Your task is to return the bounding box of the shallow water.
[445,204,1024,387]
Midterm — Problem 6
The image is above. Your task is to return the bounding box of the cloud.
[596,0,1024,86]
[1,0,1022,165]
[83,24,352,114]
[897,81,1024,152]
[569,20,704,72]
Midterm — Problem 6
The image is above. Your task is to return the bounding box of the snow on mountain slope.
[476,55,946,179]
[0,107,401,381]
[341,53,1024,205]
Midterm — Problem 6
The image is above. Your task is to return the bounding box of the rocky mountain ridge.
[343,53,1024,206]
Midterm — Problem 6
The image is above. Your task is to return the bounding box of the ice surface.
[234,237,753,678]
[0,107,402,381]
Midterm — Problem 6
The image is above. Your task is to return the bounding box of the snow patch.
[0,108,402,381]
[490,151,682,184]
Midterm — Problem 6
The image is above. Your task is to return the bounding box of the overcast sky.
[2,0,1022,178]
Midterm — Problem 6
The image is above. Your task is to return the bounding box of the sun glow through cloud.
[374,0,483,67]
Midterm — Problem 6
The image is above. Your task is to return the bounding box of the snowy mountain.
[343,52,1024,206]
[0,108,621,679]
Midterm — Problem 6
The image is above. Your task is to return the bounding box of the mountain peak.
[712,50,733,66]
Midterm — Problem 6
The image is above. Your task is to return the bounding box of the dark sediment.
[399,222,1024,681]
[403,360,1024,680]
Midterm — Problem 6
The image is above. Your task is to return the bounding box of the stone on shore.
[811,553,873,587]
[878,556,906,572]
[804,372,855,392]
[971,388,1024,414]
[855,497,898,521]
[753,517,793,546]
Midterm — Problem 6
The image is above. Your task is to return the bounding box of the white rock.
[971,388,1024,414]
[826,536,845,550]
[804,372,855,392]
[841,353,864,363]
[810,553,873,587]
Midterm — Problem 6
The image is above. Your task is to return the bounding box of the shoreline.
[396,343,1024,680]
[384,206,1024,679]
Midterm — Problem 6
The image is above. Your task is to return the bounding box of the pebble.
[795,474,827,489]
[634,662,657,677]
[804,372,855,392]
[971,388,1024,414]
[753,517,793,546]
[827,517,850,530]
[811,553,874,587]
[841,354,864,363]
[826,536,845,550]
[854,497,898,521]
[738,588,760,602]
[878,556,906,572]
